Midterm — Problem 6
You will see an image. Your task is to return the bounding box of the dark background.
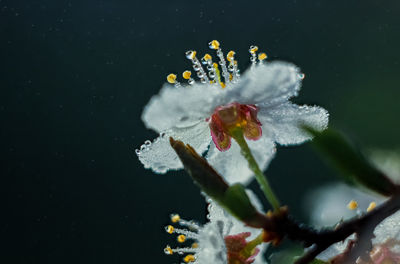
[1,0,400,263]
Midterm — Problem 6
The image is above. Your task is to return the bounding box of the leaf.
[305,127,397,196]
[222,183,259,222]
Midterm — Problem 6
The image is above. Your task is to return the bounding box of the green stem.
[231,129,280,211]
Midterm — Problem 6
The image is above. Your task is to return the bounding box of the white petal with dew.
[258,102,329,146]
[195,222,227,264]
[227,61,302,106]
[136,121,211,173]
[142,82,222,132]
[206,134,276,185]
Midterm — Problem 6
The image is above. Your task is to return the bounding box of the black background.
[2,0,400,263]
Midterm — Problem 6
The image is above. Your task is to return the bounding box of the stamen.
[170,214,200,230]
[166,73,181,87]
[347,200,358,210]
[182,70,195,85]
[164,225,199,239]
[186,50,209,84]
[164,245,197,255]
[367,202,377,212]
[202,54,217,84]
[226,50,239,83]
[249,45,258,67]
[209,40,230,86]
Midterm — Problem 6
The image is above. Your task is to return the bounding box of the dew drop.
[135,149,141,155]
[298,73,305,80]
[144,140,151,147]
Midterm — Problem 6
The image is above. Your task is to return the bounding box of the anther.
[208,40,220,50]
[226,51,235,62]
[164,245,173,255]
[165,225,175,234]
[249,45,259,54]
[170,214,181,223]
[182,71,192,79]
[258,52,267,61]
[167,73,177,84]
[191,243,198,248]
[347,200,358,210]
[185,50,197,60]
[367,202,377,212]
[184,254,196,263]
[177,235,186,243]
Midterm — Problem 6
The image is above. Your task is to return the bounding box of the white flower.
[164,190,268,264]
[136,41,329,184]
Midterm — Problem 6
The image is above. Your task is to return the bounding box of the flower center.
[209,102,262,151]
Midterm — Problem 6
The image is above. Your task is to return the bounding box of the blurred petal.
[142,83,222,132]
[137,121,211,173]
[207,134,276,185]
[258,102,329,145]
[227,61,302,106]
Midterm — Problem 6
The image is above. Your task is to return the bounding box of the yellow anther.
[249,45,258,54]
[184,254,196,263]
[177,234,186,243]
[203,53,212,61]
[209,40,220,50]
[166,225,174,234]
[367,202,377,212]
[164,246,173,255]
[167,74,177,84]
[226,50,235,62]
[170,214,180,223]
[258,52,267,61]
[347,200,358,210]
[182,71,192,80]
[191,242,199,249]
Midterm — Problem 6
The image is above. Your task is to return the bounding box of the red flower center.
[208,102,262,151]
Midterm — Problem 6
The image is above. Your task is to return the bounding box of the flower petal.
[258,102,329,146]
[137,121,211,173]
[227,61,302,106]
[142,82,222,132]
[206,134,276,185]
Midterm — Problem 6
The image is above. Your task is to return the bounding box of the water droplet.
[144,140,151,147]
[228,65,234,71]
[197,72,204,78]
[193,64,200,71]
[160,132,166,138]
[135,149,141,155]
[188,79,195,85]
[140,145,146,151]
[298,73,305,80]
[200,78,206,83]
[206,65,213,71]
[208,72,215,78]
